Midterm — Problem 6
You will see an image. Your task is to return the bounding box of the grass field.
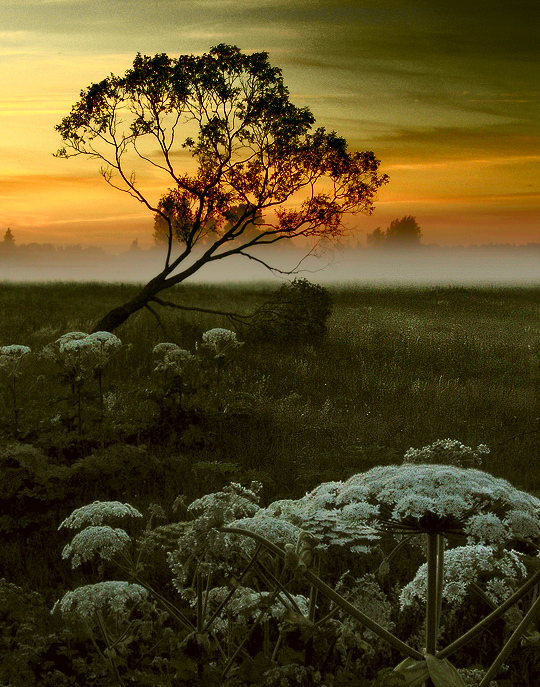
[1,280,538,495]
[1,280,539,685]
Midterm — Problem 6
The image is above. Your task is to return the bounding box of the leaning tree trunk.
[90,276,168,333]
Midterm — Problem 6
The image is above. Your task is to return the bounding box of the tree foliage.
[56,45,388,332]
[367,215,422,247]
[3,228,15,246]
[246,278,332,345]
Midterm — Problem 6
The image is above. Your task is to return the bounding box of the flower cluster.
[45,330,121,381]
[200,328,243,357]
[399,545,526,609]
[0,344,31,374]
[198,585,309,636]
[262,664,319,687]
[152,342,196,375]
[257,464,540,545]
[61,526,131,568]
[168,482,264,587]
[53,581,148,631]
[403,439,489,467]
[59,501,143,529]
[255,487,378,553]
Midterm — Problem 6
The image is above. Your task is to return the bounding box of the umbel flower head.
[0,344,31,373]
[200,328,243,357]
[260,464,540,545]
[53,581,148,632]
[152,342,196,375]
[400,545,527,609]
[403,439,489,467]
[59,501,143,529]
[46,331,121,377]
[61,526,131,568]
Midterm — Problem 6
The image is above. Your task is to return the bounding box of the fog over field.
[0,244,538,286]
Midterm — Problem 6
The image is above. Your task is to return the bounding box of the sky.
[0,0,539,251]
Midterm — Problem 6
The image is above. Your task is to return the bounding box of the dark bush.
[245,278,332,345]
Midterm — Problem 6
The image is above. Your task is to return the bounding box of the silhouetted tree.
[55,45,388,333]
[366,216,422,247]
[386,216,422,244]
[366,227,385,247]
[3,228,15,246]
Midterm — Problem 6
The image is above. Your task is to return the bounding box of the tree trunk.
[90,278,167,333]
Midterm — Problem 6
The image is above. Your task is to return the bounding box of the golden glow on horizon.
[0,1,538,250]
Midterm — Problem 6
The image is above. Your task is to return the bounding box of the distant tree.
[55,45,388,333]
[366,227,385,247]
[385,216,422,245]
[366,216,422,247]
[3,228,15,246]
[130,239,141,251]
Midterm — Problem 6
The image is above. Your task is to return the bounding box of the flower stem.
[478,591,540,686]
[425,533,442,655]
[222,525,423,661]
[437,567,540,660]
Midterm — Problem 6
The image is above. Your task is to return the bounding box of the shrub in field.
[246,278,332,345]
[51,450,540,686]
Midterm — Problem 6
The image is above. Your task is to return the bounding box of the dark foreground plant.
[52,449,540,686]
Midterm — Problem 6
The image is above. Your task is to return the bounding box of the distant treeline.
[1,237,539,261]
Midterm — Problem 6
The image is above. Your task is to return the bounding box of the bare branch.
[151,296,252,326]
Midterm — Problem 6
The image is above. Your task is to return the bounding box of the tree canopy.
[3,228,15,245]
[56,45,389,332]
[367,216,422,247]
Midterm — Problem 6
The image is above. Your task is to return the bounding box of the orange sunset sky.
[0,0,539,251]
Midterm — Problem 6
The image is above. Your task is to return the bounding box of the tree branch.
[150,296,253,325]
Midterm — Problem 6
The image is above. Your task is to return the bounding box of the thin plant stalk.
[478,592,540,687]
[435,535,445,631]
[222,525,424,661]
[437,567,540,660]
[94,611,127,687]
[97,368,104,449]
[203,544,263,633]
[10,374,19,436]
[425,532,440,655]
[196,569,203,632]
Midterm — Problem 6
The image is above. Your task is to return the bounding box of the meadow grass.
[1,280,538,497]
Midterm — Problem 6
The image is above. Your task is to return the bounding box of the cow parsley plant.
[59,500,143,529]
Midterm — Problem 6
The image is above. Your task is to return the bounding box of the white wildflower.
[403,439,489,467]
[87,331,122,366]
[60,337,100,355]
[0,344,31,371]
[153,342,196,375]
[59,501,143,529]
[466,513,510,546]
[87,331,121,348]
[231,515,303,547]
[53,581,148,630]
[400,545,526,609]
[55,332,88,346]
[201,328,243,356]
[503,510,540,542]
[61,526,131,567]
[153,342,180,354]
[260,463,540,547]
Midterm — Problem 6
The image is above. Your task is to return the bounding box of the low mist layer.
[0,244,538,286]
